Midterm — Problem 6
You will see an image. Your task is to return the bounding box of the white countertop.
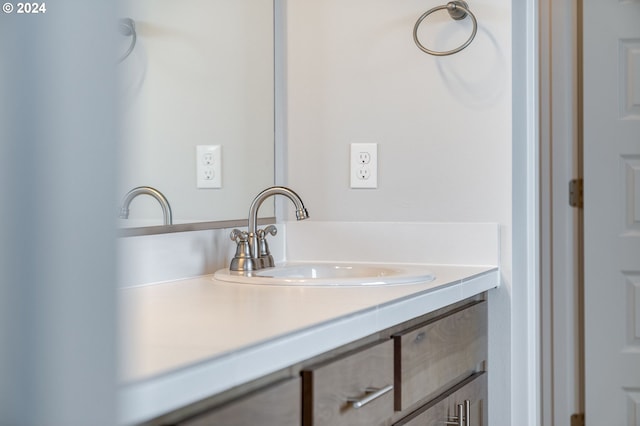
[118,263,499,425]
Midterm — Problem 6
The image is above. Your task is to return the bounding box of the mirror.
[118,0,275,234]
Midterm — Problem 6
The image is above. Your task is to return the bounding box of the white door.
[583,0,640,425]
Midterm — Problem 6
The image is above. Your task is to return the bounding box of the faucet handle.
[256,225,277,268]
[230,229,248,242]
[259,225,278,238]
[229,229,256,272]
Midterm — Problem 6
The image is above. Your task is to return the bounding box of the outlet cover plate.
[350,143,377,188]
[196,145,222,188]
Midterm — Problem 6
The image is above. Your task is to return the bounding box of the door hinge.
[569,178,584,208]
[571,413,585,426]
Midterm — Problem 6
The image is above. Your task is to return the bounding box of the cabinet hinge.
[571,413,585,426]
[569,178,584,208]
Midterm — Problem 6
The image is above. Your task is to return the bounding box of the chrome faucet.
[119,186,173,225]
[230,186,309,272]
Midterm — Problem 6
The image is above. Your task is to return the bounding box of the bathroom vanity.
[119,264,496,426]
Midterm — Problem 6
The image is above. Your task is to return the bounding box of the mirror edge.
[117,217,276,238]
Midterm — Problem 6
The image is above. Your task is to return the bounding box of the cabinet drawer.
[176,377,300,426]
[302,340,394,426]
[393,301,487,411]
[395,372,487,426]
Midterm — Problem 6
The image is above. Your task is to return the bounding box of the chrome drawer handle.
[445,400,470,426]
[347,385,393,409]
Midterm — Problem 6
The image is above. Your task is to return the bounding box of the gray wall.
[282,1,514,425]
[0,3,118,424]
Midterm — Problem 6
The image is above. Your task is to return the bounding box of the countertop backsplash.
[118,221,499,288]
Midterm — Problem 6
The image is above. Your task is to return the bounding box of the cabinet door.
[394,301,487,411]
[396,372,487,426]
[302,340,394,426]
[176,377,300,426]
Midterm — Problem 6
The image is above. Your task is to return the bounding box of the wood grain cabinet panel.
[393,301,487,411]
[159,296,489,426]
[395,372,487,426]
[176,377,300,426]
[302,340,394,426]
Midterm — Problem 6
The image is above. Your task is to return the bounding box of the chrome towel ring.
[118,18,137,63]
[413,1,477,56]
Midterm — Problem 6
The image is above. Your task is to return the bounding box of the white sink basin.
[213,262,435,286]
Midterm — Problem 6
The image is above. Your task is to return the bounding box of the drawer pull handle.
[445,400,470,426]
[347,384,393,409]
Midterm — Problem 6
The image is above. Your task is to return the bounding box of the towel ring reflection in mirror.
[413,1,477,56]
[118,18,137,63]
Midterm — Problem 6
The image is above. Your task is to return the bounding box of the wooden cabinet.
[300,299,487,426]
[147,297,488,426]
[394,373,487,426]
[175,378,300,426]
[393,301,487,411]
[302,340,394,426]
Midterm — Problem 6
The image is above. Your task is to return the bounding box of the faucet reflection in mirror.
[230,187,309,272]
[119,186,173,226]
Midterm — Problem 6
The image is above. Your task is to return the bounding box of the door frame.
[539,0,583,424]
[513,0,542,425]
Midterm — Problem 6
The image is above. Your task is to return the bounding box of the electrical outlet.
[350,143,377,188]
[196,145,222,188]
[358,151,371,164]
[357,168,371,180]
